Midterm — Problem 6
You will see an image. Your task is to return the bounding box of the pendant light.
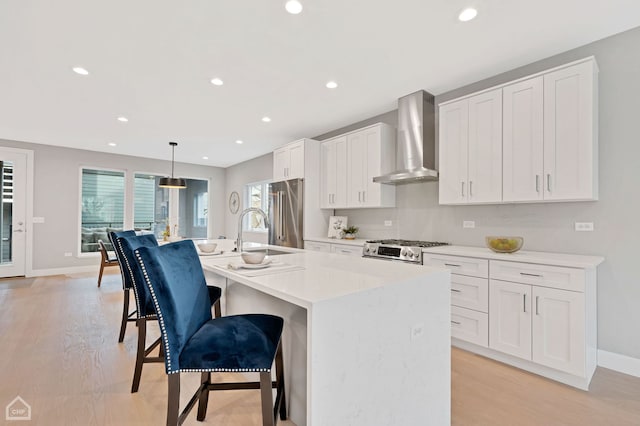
[158,142,187,188]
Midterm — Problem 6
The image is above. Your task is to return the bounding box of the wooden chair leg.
[131,318,146,393]
[167,373,180,426]
[260,371,275,426]
[275,342,287,420]
[118,290,130,343]
[213,299,222,318]
[196,372,211,421]
[97,263,105,287]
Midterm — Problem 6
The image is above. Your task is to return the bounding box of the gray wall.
[315,26,640,359]
[224,153,273,244]
[0,139,225,270]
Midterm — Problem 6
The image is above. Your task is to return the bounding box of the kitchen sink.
[244,248,293,256]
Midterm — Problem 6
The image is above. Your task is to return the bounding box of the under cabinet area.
[423,246,601,390]
[439,57,598,205]
[320,123,396,209]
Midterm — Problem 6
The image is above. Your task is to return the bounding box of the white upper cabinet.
[320,136,348,208]
[439,57,598,205]
[503,76,544,202]
[273,139,305,181]
[321,123,395,209]
[439,89,502,205]
[543,60,598,201]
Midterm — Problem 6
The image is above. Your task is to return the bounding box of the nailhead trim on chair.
[117,238,155,319]
[135,249,273,375]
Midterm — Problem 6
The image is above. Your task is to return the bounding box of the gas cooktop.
[363,240,449,264]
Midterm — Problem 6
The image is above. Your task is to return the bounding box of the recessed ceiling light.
[72,67,89,75]
[210,78,224,86]
[107,142,117,147]
[458,8,478,22]
[326,81,338,89]
[117,116,128,122]
[285,0,303,14]
[262,116,272,123]
[235,140,244,145]
[202,156,209,160]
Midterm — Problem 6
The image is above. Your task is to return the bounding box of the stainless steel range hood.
[373,90,438,184]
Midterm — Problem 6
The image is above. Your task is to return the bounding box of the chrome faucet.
[236,207,270,252]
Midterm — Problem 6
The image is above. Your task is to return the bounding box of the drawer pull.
[520,272,543,278]
[451,288,462,293]
[444,263,461,268]
[523,294,527,313]
[340,250,351,254]
[451,320,461,325]
[536,296,540,315]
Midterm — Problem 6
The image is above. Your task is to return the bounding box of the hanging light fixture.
[158,142,187,188]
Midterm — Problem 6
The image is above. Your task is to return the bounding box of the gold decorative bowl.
[485,236,524,253]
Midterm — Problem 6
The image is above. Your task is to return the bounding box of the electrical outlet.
[384,220,393,227]
[575,222,594,232]
[410,323,424,341]
[64,252,72,257]
[32,217,45,223]
[463,221,475,229]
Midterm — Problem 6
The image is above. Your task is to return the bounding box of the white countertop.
[201,245,447,308]
[304,237,368,246]
[422,245,604,269]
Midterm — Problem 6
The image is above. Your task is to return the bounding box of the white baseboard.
[597,350,640,378]
[28,265,98,277]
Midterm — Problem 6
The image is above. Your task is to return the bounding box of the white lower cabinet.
[489,280,533,359]
[304,241,331,253]
[451,306,488,347]
[330,243,363,257]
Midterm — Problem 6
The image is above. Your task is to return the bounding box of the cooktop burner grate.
[366,239,449,248]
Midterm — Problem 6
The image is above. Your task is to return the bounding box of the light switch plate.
[384,220,393,227]
[463,221,475,229]
[575,222,594,231]
[32,217,45,223]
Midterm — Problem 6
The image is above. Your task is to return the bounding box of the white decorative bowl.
[197,243,217,253]
[241,251,266,264]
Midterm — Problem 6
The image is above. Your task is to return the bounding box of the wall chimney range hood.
[373,90,438,184]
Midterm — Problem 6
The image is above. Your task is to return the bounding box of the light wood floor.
[1,271,639,425]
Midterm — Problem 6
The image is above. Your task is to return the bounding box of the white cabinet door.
[489,280,532,360]
[362,125,382,207]
[320,137,347,208]
[467,89,503,203]
[532,286,585,376]
[273,147,289,181]
[544,61,597,201]
[503,77,544,202]
[330,243,363,256]
[304,241,331,252]
[288,140,305,179]
[348,131,366,206]
[439,99,469,204]
[451,306,489,347]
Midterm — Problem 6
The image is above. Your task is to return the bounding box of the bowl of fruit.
[485,236,524,253]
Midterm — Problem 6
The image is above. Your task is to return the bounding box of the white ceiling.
[1,1,639,168]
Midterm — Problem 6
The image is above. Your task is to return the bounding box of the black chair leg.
[97,263,105,287]
[275,342,287,421]
[118,290,130,342]
[131,318,146,393]
[213,299,222,318]
[196,372,211,421]
[167,373,180,426]
[260,371,275,426]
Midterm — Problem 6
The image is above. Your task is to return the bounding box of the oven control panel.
[362,243,423,264]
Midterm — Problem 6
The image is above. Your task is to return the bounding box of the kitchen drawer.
[451,306,488,347]
[451,275,489,313]
[304,241,331,253]
[490,260,585,292]
[330,244,363,257]
[423,253,488,278]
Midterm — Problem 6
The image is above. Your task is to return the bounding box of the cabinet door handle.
[451,320,461,325]
[340,249,351,254]
[547,174,551,192]
[461,182,465,197]
[469,180,473,197]
[444,263,461,268]
[523,294,527,313]
[536,296,540,315]
[362,191,365,203]
[451,288,461,293]
[520,272,543,278]
[535,175,540,193]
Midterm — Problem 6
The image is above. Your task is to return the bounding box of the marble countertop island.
[200,244,451,426]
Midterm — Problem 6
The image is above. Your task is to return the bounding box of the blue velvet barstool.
[134,240,286,426]
[108,230,136,342]
[112,232,223,393]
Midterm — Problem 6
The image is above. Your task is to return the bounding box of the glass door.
[0,150,27,277]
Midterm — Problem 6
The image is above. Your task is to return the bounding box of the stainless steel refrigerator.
[268,178,303,248]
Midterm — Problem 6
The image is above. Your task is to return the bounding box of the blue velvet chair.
[112,232,223,393]
[108,230,136,342]
[134,240,286,426]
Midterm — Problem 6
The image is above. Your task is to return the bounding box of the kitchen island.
[200,245,451,426]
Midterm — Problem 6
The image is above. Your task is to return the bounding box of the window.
[134,174,169,239]
[244,181,269,232]
[178,178,209,239]
[80,168,125,253]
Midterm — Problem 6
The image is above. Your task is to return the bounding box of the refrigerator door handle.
[278,191,285,241]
